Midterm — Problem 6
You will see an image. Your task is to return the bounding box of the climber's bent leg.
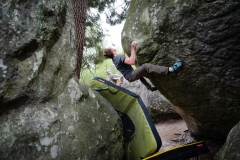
[129,63,169,82]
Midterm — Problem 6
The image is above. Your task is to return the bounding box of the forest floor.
[155,119,214,159]
[155,119,188,151]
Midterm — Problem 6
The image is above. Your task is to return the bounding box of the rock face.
[214,121,240,160]
[0,80,124,160]
[138,79,181,122]
[122,0,240,141]
[0,1,124,159]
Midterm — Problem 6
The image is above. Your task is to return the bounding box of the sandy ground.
[155,119,189,151]
[154,119,214,159]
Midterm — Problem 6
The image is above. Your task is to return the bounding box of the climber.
[103,41,183,91]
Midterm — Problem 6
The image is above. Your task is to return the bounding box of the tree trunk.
[71,0,87,79]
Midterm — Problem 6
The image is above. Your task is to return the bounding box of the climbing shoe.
[149,86,157,92]
[172,60,183,72]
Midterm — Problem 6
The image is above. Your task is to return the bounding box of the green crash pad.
[90,77,162,160]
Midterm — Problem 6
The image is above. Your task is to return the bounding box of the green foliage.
[88,0,116,12]
[105,0,131,25]
[85,0,130,48]
[80,0,132,82]
[84,8,105,67]
[83,0,131,69]
[82,23,105,68]
[87,0,130,25]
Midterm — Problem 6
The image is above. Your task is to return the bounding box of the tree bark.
[71,0,87,79]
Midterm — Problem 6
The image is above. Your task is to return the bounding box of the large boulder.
[0,0,73,110]
[122,0,240,141]
[0,0,124,159]
[0,79,124,160]
[214,121,240,160]
[138,79,181,122]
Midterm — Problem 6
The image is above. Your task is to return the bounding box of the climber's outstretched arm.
[124,41,136,65]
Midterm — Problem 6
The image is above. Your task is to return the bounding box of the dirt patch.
[155,119,189,151]
[155,119,214,159]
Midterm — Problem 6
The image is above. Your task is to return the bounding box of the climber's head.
[103,47,116,59]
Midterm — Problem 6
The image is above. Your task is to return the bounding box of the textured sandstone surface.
[122,0,240,141]
[0,1,124,159]
[214,121,240,160]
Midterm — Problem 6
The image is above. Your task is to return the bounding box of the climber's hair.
[103,48,114,59]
